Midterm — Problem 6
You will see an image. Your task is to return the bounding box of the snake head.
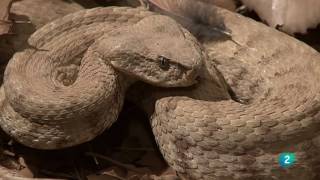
[93,15,204,87]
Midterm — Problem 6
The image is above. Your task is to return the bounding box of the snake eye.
[158,55,170,70]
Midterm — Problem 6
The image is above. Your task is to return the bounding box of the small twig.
[0,19,11,24]
[0,19,31,24]
[101,172,127,180]
[236,5,247,14]
[7,139,13,146]
[1,31,15,35]
[85,152,144,173]
[229,38,243,46]
[12,20,31,24]
[2,149,15,157]
[73,163,83,180]
[112,147,155,151]
[39,169,75,179]
[87,143,99,166]
[139,0,149,9]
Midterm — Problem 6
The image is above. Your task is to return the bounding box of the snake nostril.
[195,76,201,83]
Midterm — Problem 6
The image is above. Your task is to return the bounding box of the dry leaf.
[18,167,34,178]
[241,0,320,34]
[0,0,13,35]
[88,174,123,180]
[147,0,231,42]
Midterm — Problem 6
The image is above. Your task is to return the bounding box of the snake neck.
[118,73,139,93]
[127,59,231,116]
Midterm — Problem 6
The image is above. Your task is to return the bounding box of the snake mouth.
[109,52,200,87]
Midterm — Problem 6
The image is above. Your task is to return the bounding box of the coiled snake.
[1,5,320,180]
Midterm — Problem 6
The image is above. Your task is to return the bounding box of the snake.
[142,3,320,180]
[1,4,320,180]
[129,1,320,179]
[0,6,206,179]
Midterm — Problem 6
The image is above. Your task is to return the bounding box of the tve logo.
[278,152,296,168]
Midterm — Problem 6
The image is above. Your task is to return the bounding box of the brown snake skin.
[146,3,320,180]
[1,6,204,148]
[1,4,320,180]
[0,6,204,179]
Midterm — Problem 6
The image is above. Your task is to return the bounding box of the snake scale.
[0,3,320,180]
[0,6,203,179]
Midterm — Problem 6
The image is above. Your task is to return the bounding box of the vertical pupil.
[159,56,169,69]
[161,57,167,65]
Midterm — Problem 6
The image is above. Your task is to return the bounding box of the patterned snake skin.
[146,4,320,180]
[1,5,320,180]
[0,6,206,148]
[0,7,205,179]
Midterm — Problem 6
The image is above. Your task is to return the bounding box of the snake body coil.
[0,7,203,150]
[147,4,320,180]
[1,5,320,180]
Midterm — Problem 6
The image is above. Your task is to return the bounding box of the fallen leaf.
[0,0,13,35]
[18,167,34,178]
[87,174,124,180]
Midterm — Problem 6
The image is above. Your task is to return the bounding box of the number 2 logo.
[279,153,296,168]
[284,155,291,164]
